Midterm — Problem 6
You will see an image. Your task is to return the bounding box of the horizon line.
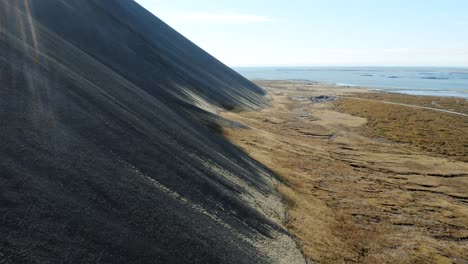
[230,65,468,68]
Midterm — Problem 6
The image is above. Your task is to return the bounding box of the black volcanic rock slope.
[0,0,304,263]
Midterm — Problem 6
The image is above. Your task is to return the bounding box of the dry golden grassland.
[350,92,468,114]
[336,96,468,161]
[221,81,468,264]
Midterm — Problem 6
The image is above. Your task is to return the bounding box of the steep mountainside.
[0,0,303,263]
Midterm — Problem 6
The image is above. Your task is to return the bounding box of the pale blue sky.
[135,0,468,67]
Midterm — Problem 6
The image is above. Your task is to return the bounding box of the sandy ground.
[221,81,468,264]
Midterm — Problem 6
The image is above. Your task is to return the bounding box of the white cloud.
[382,48,446,55]
[164,12,271,24]
[383,48,412,54]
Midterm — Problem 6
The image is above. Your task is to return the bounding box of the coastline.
[221,80,468,263]
[235,66,468,99]
[338,85,468,100]
[257,79,468,99]
[265,79,468,114]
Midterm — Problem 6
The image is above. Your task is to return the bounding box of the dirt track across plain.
[222,80,468,264]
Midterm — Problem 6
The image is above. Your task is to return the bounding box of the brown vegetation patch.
[222,81,468,263]
[350,92,468,114]
[336,97,468,161]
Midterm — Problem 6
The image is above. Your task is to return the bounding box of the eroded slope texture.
[0,1,301,263]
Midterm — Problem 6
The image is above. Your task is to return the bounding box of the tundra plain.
[222,81,468,264]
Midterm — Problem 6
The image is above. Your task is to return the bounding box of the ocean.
[234,67,468,99]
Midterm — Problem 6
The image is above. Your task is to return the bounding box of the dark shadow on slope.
[0,1,292,263]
